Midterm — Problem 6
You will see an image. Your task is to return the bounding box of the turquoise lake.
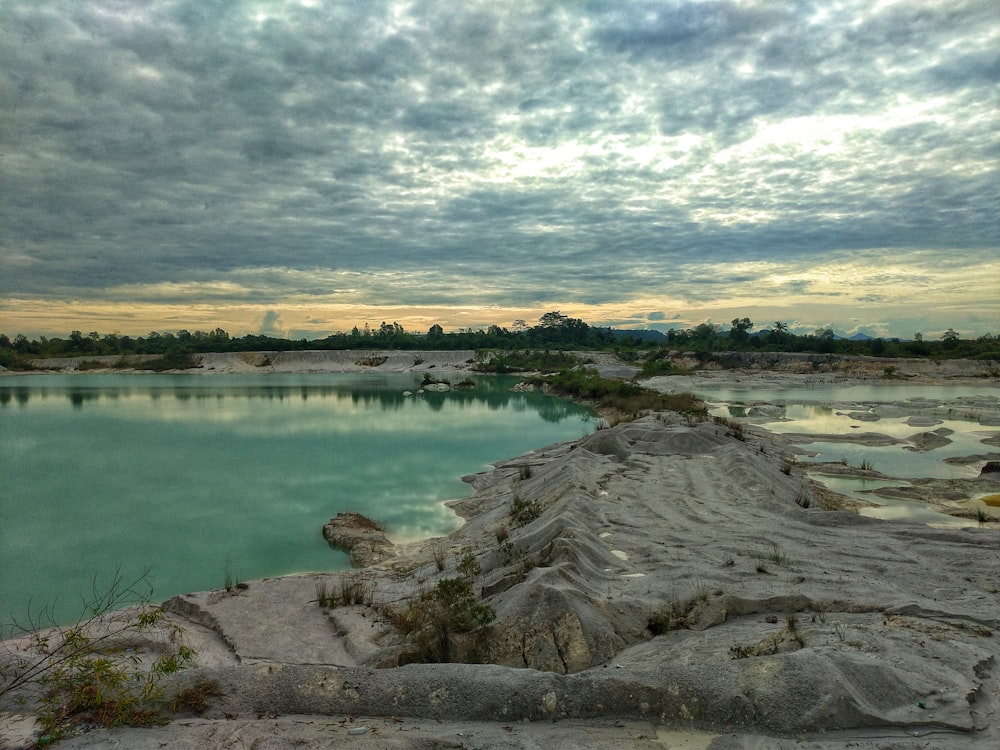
[0,374,597,624]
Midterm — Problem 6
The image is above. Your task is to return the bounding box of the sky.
[1,0,998,341]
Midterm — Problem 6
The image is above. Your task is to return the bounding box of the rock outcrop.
[981,460,1000,479]
[322,512,394,567]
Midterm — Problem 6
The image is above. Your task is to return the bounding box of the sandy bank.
[21,349,482,375]
[14,349,999,381]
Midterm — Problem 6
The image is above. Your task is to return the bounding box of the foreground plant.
[0,569,196,745]
[396,577,496,664]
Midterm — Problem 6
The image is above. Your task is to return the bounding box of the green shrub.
[713,415,746,440]
[76,359,108,371]
[1,570,196,745]
[529,369,704,418]
[639,350,675,377]
[395,578,496,663]
[137,350,201,371]
[511,495,543,527]
[474,350,578,373]
[456,549,481,578]
[314,574,374,607]
[167,678,223,714]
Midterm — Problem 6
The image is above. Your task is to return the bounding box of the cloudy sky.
[2,0,998,340]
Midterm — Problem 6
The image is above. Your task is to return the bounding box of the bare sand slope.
[8,412,993,749]
[198,349,480,373]
[23,349,481,374]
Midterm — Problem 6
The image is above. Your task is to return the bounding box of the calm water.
[0,374,596,623]
[698,382,1000,526]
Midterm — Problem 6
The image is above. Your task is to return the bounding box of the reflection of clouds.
[1,379,595,437]
[706,384,997,482]
[2,375,598,625]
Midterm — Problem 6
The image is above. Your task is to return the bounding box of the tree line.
[1,312,998,369]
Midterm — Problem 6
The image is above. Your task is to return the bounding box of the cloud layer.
[2,0,998,338]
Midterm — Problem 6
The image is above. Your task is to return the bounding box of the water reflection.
[0,373,596,624]
[818,475,976,528]
[0,374,584,423]
[698,382,999,525]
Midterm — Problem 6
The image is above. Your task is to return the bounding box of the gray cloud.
[1,0,997,336]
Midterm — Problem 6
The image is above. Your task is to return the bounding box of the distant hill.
[847,332,874,341]
[610,329,669,343]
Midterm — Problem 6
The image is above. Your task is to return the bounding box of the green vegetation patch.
[530,369,704,418]
[135,351,201,371]
[394,577,496,664]
[474,350,580,373]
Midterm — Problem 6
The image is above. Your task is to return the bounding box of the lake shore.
[11,347,1000,381]
[2,357,999,749]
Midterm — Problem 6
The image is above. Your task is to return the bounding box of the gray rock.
[322,512,394,567]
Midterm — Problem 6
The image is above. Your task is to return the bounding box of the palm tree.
[772,321,788,346]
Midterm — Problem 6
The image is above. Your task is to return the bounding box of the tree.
[813,327,836,353]
[941,328,960,349]
[729,317,754,346]
[538,311,568,328]
[428,324,444,338]
[691,322,720,343]
[768,321,789,348]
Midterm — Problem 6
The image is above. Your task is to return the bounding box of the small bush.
[497,538,518,566]
[638,352,675,377]
[647,586,715,635]
[751,541,788,572]
[510,495,543,527]
[355,356,388,367]
[432,544,447,572]
[474,350,578,374]
[137,350,201,371]
[713,415,745,441]
[729,643,754,659]
[456,549,482,578]
[527,369,705,419]
[395,578,496,663]
[167,679,223,714]
[76,359,108,371]
[315,574,374,607]
[223,559,241,592]
[1,570,196,745]
[315,579,331,607]
[768,542,788,565]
